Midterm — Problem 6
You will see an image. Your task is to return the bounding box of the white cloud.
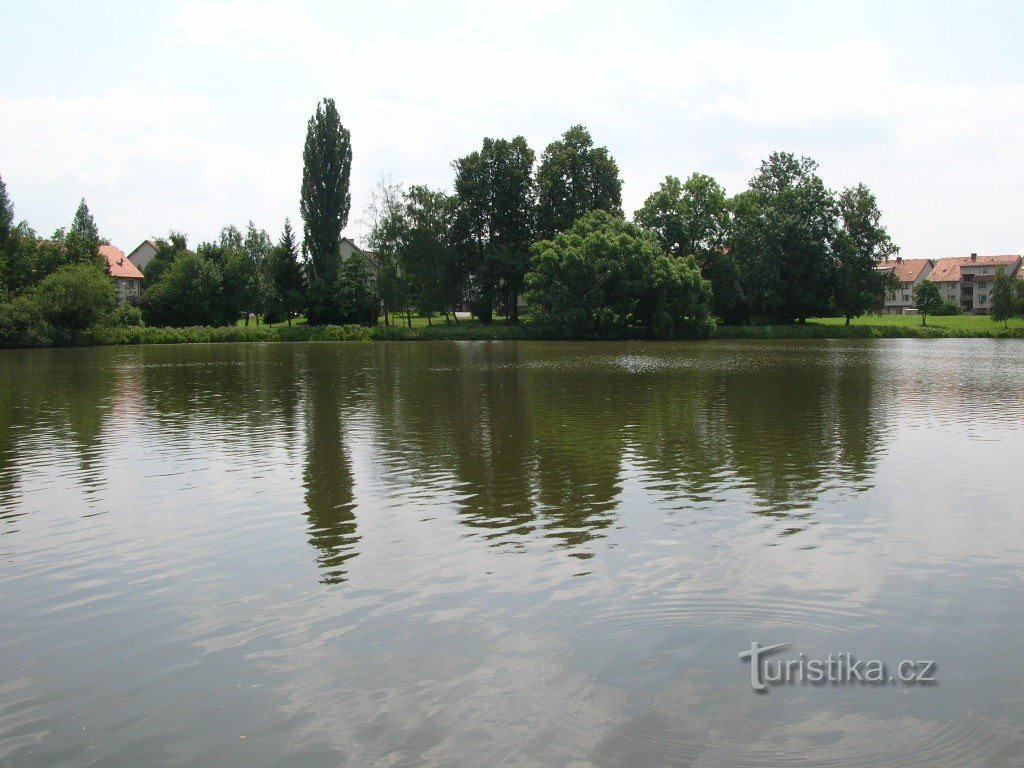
[1,3,1022,257]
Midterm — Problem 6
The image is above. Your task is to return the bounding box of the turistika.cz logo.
[739,641,937,691]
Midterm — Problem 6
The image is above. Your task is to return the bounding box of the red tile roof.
[927,255,1021,283]
[875,258,932,282]
[101,244,145,280]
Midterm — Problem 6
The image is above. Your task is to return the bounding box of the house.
[127,239,159,273]
[339,237,382,277]
[875,257,933,314]
[926,253,1022,314]
[101,244,144,303]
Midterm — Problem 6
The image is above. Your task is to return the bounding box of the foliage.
[832,184,897,323]
[64,198,103,267]
[301,97,352,292]
[238,222,273,323]
[634,173,743,320]
[402,185,463,321]
[453,136,535,321]
[107,302,144,327]
[31,262,117,336]
[0,174,12,292]
[142,231,188,288]
[526,211,711,336]
[364,178,410,324]
[990,270,1017,328]
[265,219,306,325]
[335,253,379,325]
[0,294,51,346]
[913,280,943,325]
[141,252,226,327]
[728,153,837,322]
[536,125,622,239]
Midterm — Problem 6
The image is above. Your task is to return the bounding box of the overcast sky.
[1,1,1022,257]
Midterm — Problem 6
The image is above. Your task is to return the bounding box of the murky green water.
[1,340,1022,767]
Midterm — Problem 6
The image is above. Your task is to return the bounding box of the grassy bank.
[84,320,712,346]
[713,322,1024,339]
[6,315,1024,349]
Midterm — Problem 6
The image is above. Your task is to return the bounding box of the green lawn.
[811,314,1024,330]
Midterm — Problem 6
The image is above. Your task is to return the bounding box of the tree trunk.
[845,315,851,326]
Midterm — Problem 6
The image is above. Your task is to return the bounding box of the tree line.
[2,96,901,345]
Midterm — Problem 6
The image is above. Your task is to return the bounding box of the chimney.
[970,253,978,261]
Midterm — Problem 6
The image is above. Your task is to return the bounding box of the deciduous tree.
[526,211,711,336]
[990,270,1017,328]
[832,184,897,324]
[729,153,836,322]
[913,281,942,326]
[536,125,622,239]
[453,136,535,322]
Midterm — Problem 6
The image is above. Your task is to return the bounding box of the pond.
[1,340,1022,767]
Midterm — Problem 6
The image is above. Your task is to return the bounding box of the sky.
[1,0,1022,257]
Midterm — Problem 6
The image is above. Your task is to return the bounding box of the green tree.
[198,226,247,324]
[239,222,272,324]
[142,231,188,288]
[65,198,103,267]
[990,270,1016,328]
[365,178,409,326]
[729,153,837,323]
[266,219,306,325]
[453,136,535,322]
[142,252,225,327]
[335,255,378,325]
[300,98,352,323]
[832,184,897,324]
[32,262,116,336]
[0,174,12,292]
[634,173,744,320]
[913,281,943,326]
[525,210,711,336]
[536,125,622,239]
[402,185,462,323]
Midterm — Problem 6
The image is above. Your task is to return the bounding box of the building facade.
[127,240,159,273]
[927,254,1022,314]
[876,258,934,314]
[101,244,145,303]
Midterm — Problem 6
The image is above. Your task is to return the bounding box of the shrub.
[142,252,225,327]
[32,263,117,336]
[0,295,52,347]
[107,302,144,327]
[526,211,712,337]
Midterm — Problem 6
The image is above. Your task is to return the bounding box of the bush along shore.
[3,318,1022,349]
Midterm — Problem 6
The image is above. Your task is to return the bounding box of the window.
[980,295,986,304]
[902,294,910,302]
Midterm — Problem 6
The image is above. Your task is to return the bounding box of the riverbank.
[72,319,1024,346]
[5,316,1024,349]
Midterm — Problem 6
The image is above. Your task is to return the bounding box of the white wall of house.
[880,261,933,314]
[127,241,158,272]
[116,277,141,303]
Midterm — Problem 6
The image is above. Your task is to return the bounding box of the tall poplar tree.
[300,98,351,323]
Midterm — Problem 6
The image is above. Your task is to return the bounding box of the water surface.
[1,340,1022,766]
